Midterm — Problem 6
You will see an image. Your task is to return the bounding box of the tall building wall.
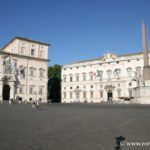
[61,52,148,103]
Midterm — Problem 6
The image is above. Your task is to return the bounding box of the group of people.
[0,95,40,110]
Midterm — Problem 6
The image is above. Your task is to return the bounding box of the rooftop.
[1,36,50,51]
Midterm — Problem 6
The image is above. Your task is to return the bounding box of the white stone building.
[0,37,49,103]
[61,51,150,103]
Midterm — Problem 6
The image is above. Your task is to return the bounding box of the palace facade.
[0,37,49,103]
[61,52,149,103]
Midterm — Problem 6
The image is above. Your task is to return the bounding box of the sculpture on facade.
[134,67,143,86]
[3,56,17,75]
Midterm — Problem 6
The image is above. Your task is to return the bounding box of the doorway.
[107,90,113,103]
[2,84,10,100]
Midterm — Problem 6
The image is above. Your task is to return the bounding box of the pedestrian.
[0,96,3,104]
[108,97,112,104]
[9,99,13,105]
[36,100,39,108]
[32,100,36,109]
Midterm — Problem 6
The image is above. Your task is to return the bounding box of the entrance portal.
[2,84,10,100]
[107,91,113,103]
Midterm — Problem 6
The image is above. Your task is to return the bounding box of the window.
[40,50,44,58]
[70,92,73,99]
[70,87,72,89]
[83,92,86,99]
[100,71,103,80]
[63,75,66,82]
[129,89,132,97]
[90,85,93,88]
[107,70,112,80]
[76,92,80,99]
[31,49,35,56]
[39,86,44,95]
[82,73,86,81]
[90,91,94,98]
[70,76,73,82]
[83,86,86,89]
[89,72,93,80]
[100,91,103,98]
[117,90,121,97]
[20,47,25,54]
[29,85,34,94]
[19,66,25,79]
[19,85,24,94]
[127,59,131,62]
[117,83,120,87]
[100,85,103,88]
[69,74,73,82]
[30,68,34,77]
[127,67,132,77]
[39,69,44,78]
[76,74,79,81]
[63,92,66,99]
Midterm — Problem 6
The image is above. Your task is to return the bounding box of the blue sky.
[0,0,150,66]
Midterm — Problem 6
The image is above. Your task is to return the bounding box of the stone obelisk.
[142,21,150,82]
[133,21,150,104]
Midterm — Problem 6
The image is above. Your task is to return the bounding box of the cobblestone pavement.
[0,103,150,150]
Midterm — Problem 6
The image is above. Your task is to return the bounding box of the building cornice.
[63,51,150,67]
[0,51,49,62]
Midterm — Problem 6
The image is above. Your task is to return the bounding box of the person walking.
[32,99,36,109]
[0,96,3,104]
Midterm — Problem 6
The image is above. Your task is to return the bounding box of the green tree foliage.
[48,65,61,103]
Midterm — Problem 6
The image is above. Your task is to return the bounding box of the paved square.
[0,103,150,150]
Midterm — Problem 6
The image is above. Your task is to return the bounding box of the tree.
[48,65,61,103]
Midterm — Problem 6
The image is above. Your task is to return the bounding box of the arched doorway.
[2,84,10,100]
